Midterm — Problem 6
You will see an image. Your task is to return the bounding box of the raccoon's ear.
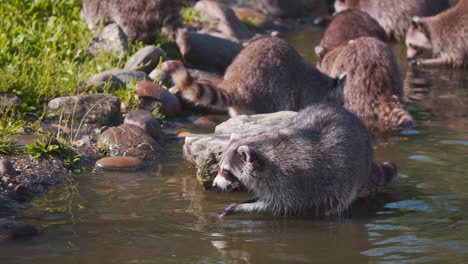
[237,145,253,163]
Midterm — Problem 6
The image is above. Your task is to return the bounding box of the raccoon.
[316,9,387,61]
[80,0,181,43]
[317,37,413,131]
[334,0,449,42]
[164,37,346,116]
[212,102,397,216]
[405,0,468,67]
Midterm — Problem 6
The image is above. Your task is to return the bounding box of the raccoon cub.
[213,102,397,216]
[316,9,387,61]
[80,0,181,42]
[334,0,449,42]
[317,37,413,131]
[164,37,346,116]
[405,0,468,67]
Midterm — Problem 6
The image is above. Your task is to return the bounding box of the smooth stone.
[48,94,122,127]
[136,81,181,117]
[100,124,162,160]
[88,23,128,57]
[233,7,271,29]
[177,131,192,138]
[101,69,151,85]
[176,29,242,71]
[0,94,22,109]
[124,109,161,140]
[187,116,218,127]
[81,72,126,93]
[183,111,297,188]
[0,159,16,176]
[124,46,166,74]
[96,156,143,171]
[195,0,251,41]
[0,220,39,239]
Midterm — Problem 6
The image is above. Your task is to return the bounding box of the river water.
[2,29,468,264]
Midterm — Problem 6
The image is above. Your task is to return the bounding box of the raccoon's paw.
[219,203,238,217]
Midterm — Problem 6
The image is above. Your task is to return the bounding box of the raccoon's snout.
[212,175,238,191]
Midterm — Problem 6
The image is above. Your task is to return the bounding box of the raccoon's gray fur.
[80,0,181,43]
[317,37,413,131]
[164,37,346,116]
[405,0,468,67]
[334,0,449,42]
[316,9,387,61]
[212,102,397,216]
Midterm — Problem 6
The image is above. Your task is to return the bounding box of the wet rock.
[176,29,242,71]
[81,72,126,93]
[195,0,251,41]
[0,220,39,239]
[183,111,297,188]
[0,159,16,177]
[124,109,161,140]
[124,45,166,74]
[101,69,151,85]
[96,156,143,171]
[88,23,128,57]
[100,124,162,160]
[187,116,218,127]
[136,81,181,117]
[177,131,192,138]
[48,94,122,127]
[0,94,22,109]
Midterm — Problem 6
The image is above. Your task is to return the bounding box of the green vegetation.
[181,6,201,24]
[243,16,261,29]
[24,136,80,167]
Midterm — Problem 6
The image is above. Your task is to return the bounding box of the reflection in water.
[2,29,468,264]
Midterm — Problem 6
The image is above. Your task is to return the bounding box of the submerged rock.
[124,45,166,74]
[183,111,297,188]
[88,23,128,57]
[0,220,39,239]
[96,156,143,171]
[48,94,122,127]
[100,124,162,160]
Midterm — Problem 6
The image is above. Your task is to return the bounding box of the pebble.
[96,156,143,171]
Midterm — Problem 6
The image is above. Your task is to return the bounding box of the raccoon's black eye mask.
[222,169,239,183]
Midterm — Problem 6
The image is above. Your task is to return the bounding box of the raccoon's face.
[334,0,359,13]
[406,17,432,60]
[212,143,256,192]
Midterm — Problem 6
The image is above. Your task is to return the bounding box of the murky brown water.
[2,29,468,264]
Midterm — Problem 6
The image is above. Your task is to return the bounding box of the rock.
[233,7,272,29]
[195,0,251,41]
[96,156,143,171]
[0,94,22,109]
[124,109,161,140]
[176,29,242,71]
[124,46,166,74]
[0,159,16,176]
[99,124,162,160]
[187,116,218,127]
[183,111,297,188]
[101,69,151,85]
[177,131,192,138]
[12,184,30,202]
[0,220,39,239]
[88,23,128,57]
[48,94,122,127]
[81,72,126,93]
[136,81,181,117]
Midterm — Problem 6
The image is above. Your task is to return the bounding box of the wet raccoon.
[334,0,449,42]
[316,9,387,61]
[164,37,346,116]
[213,102,397,216]
[405,0,468,67]
[317,37,413,131]
[80,0,181,43]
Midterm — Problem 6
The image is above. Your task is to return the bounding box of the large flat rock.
[183,111,297,188]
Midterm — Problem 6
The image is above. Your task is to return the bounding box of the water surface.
[2,29,468,264]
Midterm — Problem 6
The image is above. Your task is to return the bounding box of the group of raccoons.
[81,0,468,217]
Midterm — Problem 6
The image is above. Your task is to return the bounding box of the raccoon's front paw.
[219,203,238,217]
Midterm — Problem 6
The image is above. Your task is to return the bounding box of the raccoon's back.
[222,37,332,112]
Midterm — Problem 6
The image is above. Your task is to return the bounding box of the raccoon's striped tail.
[359,161,397,198]
[163,60,232,110]
[386,95,414,129]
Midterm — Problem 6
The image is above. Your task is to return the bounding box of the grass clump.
[24,136,80,167]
